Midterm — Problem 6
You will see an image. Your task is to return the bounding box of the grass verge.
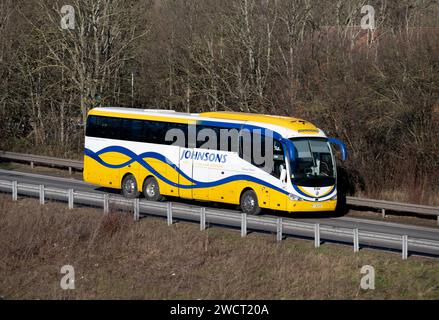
[0,195,438,300]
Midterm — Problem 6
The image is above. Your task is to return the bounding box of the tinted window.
[106,117,121,140]
[163,122,188,147]
[239,131,271,168]
[120,118,145,142]
[272,139,285,179]
[86,115,121,139]
[86,116,98,137]
[218,127,239,152]
[196,125,219,150]
[195,125,238,152]
[239,132,286,178]
[146,120,167,144]
[86,115,188,147]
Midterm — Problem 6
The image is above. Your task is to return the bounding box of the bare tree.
[26,0,151,126]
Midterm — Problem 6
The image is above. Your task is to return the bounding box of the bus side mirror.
[328,138,347,161]
[280,165,287,183]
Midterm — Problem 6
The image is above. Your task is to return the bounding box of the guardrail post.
[39,185,45,205]
[314,224,320,248]
[103,194,109,214]
[402,235,408,260]
[30,161,34,169]
[68,189,74,209]
[276,218,283,242]
[12,181,18,201]
[68,167,72,175]
[241,213,247,238]
[200,207,206,231]
[167,202,173,226]
[437,216,439,227]
[381,209,386,218]
[353,228,359,252]
[133,198,140,221]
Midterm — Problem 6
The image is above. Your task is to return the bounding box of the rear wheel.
[121,174,139,199]
[143,177,162,201]
[240,190,261,215]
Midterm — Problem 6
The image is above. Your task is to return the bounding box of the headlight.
[289,194,303,201]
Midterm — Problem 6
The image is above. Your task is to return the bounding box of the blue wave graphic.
[85,146,336,201]
[84,146,290,194]
[293,185,336,200]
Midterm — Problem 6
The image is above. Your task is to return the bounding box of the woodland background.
[0,0,438,203]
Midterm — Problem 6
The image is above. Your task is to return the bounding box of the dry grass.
[0,194,438,300]
[357,187,439,207]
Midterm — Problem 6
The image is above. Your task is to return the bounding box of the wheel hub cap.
[146,183,156,197]
[243,195,255,212]
[125,179,135,194]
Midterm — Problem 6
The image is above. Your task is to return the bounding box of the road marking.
[0,168,438,235]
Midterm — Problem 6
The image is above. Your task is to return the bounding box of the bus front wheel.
[240,189,261,215]
[143,177,162,201]
[121,174,139,199]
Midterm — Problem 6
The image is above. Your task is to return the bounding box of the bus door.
[178,147,194,199]
[239,126,271,207]
[191,125,217,201]
[268,139,288,211]
[193,154,210,201]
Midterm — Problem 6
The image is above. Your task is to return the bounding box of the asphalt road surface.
[1,168,438,257]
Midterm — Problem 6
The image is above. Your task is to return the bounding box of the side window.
[196,125,219,150]
[272,139,286,179]
[239,132,285,178]
[86,116,98,137]
[195,125,238,152]
[145,120,163,144]
[87,116,188,146]
[95,116,106,138]
[120,118,131,141]
[145,120,188,147]
[86,115,121,139]
[121,118,145,142]
[165,122,188,147]
[219,127,239,152]
[131,119,145,142]
[102,117,121,140]
[239,131,269,168]
[251,131,266,168]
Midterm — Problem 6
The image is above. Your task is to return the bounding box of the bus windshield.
[289,138,336,187]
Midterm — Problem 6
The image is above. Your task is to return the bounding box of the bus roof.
[88,108,327,139]
[200,111,322,136]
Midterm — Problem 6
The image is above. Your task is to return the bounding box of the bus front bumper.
[287,200,337,212]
